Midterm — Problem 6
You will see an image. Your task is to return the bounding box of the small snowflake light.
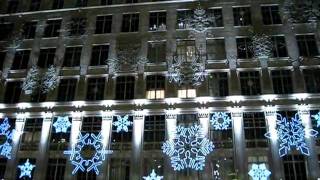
[53,116,71,133]
[64,132,113,175]
[162,124,214,171]
[311,112,320,127]
[18,159,35,179]
[265,113,318,157]
[0,117,15,159]
[143,169,163,180]
[210,112,231,130]
[248,163,271,180]
[113,115,133,133]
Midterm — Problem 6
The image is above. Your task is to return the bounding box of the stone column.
[164,113,177,180]
[29,20,46,67]
[135,74,145,99]
[259,57,273,94]
[4,115,26,179]
[33,112,53,179]
[198,111,210,179]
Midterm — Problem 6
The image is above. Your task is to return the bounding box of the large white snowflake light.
[162,124,214,171]
[0,117,15,159]
[18,159,35,179]
[143,169,163,180]
[265,113,318,157]
[113,115,133,133]
[311,112,320,127]
[64,132,113,175]
[210,112,232,130]
[53,116,71,133]
[248,163,271,180]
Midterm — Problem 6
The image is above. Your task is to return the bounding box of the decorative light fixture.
[283,0,320,24]
[18,159,35,179]
[52,116,71,133]
[112,115,133,133]
[143,169,163,180]
[312,112,320,127]
[0,117,15,159]
[248,163,271,180]
[210,112,232,130]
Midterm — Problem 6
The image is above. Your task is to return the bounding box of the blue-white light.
[113,115,132,133]
[18,159,35,179]
[248,163,271,180]
[210,112,231,130]
[312,112,320,127]
[0,117,15,159]
[52,116,71,133]
[143,169,163,180]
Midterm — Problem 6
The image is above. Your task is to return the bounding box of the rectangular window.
[178,88,196,98]
[0,23,14,40]
[115,76,135,100]
[4,81,22,103]
[29,0,41,11]
[38,48,56,68]
[81,117,102,133]
[22,21,37,39]
[86,77,105,101]
[208,8,223,27]
[206,39,226,60]
[90,45,109,66]
[121,13,139,32]
[283,155,307,180]
[303,69,320,93]
[243,112,267,148]
[261,6,282,25]
[147,41,166,63]
[125,0,138,3]
[69,18,87,36]
[149,12,166,31]
[111,116,133,150]
[0,51,7,71]
[7,0,19,13]
[233,7,252,26]
[176,40,196,62]
[95,15,112,34]
[46,159,66,180]
[209,72,228,97]
[101,0,112,5]
[271,36,288,58]
[52,0,64,9]
[11,50,30,70]
[76,0,87,7]
[20,118,42,151]
[77,171,96,180]
[144,115,165,150]
[210,113,233,148]
[146,75,165,99]
[271,70,293,94]
[176,10,192,29]
[63,46,82,67]
[49,117,70,151]
[296,34,319,57]
[44,19,61,37]
[57,79,77,102]
[240,71,261,96]
[109,158,130,180]
[0,159,6,179]
[237,37,253,59]
[30,89,47,103]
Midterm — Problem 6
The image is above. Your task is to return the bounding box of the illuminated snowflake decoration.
[53,116,71,133]
[248,163,271,180]
[311,112,320,127]
[250,33,273,58]
[113,115,133,133]
[162,124,214,171]
[64,132,113,175]
[265,113,318,157]
[143,169,163,180]
[210,112,231,130]
[0,117,15,159]
[18,159,35,179]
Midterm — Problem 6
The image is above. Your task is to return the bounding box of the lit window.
[178,88,196,98]
[146,75,165,100]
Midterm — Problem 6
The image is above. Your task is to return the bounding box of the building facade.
[0,0,319,179]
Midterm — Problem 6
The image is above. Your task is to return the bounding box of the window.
[109,158,130,180]
[76,0,87,7]
[90,45,109,66]
[11,50,30,70]
[147,42,166,63]
[283,155,307,180]
[115,76,135,100]
[7,0,19,13]
[3,81,22,103]
[77,171,96,180]
[271,70,293,94]
[69,18,87,36]
[20,118,42,151]
[149,12,166,31]
[121,13,139,32]
[46,159,66,180]
[81,117,102,133]
[63,46,82,67]
[95,15,112,34]
[178,87,196,98]
[22,21,37,39]
[237,37,253,59]
[38,48,56,68]
[176,40,196,62]
[49,117,70,151]
[125,0,137,3]
[233,7,252,26]
[144,115,165,150]
[240,71,261,96]
[209,72,228,97]
[101,0,112,5]
[243,112,267,148]
[206,39,226,60]
[210,113,233,148]
[29,0,41,11]
[271,36,288,58]
[57,79,77,102]
[86,77,105,101]
[52,0,64,9]
[0,51,6,71]
[208,8,223,27]
[0,159,7,179]
[146,75,165,99]
[44,19,61,37]
[176,10,193,29]
[0,23,14,40]
[261,6,282,25]
[296,35,319,57]
[111,116,133,150]
[30,89,47,102]
[303,69,320,93]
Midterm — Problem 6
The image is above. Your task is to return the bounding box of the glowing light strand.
[0,117,15,159]
[248,163,271,180]
[52,116,71,133]
[18,159,35,179]
[112,115,133,133]
[210,112,231,130]
[311,112,320,127]
[143,169,163,180]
